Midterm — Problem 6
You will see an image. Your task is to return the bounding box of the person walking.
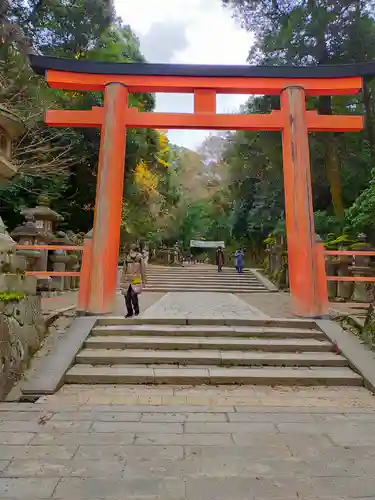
[234,248,245,273]
[216,246,225,272]
[120,243,146,318]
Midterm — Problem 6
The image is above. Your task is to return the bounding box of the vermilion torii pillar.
[88,83,128,313]
[29,55,366,316]
[281,86,318,316]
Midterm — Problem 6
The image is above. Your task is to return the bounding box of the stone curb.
[250,268,279,292]
[44,305,76,327]
[316,319,375,394]
[21,316,97,396]
[328,307,366,331]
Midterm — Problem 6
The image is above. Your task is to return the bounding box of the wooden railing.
[15,244,84,277]
[324,250,375,282]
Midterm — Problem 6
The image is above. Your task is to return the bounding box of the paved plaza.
[4,280,375,499]
[1,385,375,499]
[142,291,268,319]
[43,288,369,320]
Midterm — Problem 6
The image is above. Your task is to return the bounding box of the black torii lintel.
[28,54,375,79]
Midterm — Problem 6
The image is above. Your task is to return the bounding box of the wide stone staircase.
[143,265,271,293]
[66,317,362,386]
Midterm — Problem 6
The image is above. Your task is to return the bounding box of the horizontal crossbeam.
[46,70,362,96]
[16,244,83,251]
[326,276,375,282]
[25,271,81,277]
[46,108,363,132]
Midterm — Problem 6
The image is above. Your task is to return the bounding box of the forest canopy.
[2,0,375,257]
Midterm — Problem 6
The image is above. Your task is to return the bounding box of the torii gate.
[29,55,366,317]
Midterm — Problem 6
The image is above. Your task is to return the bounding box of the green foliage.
[3,0,375,261]
[0,0,177,245]
[314,211,342,239]
[175,202,213,250]
[263,234,276,246]
[345,178,375,237]
[0,292,26,303]
[350,241,372,250]
[324,234,355,250]
[8,0,113,57]
[218,0,375,256]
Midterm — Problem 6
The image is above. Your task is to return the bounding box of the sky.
[114,0,254,150]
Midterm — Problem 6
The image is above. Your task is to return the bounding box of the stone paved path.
[1,385,375,499]
[142,292,267,319]
[48,288,370,320]
[240,291,371,319]
[42,291,166,317]
[20,282,375,498]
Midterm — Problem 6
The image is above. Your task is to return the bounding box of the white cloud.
[115,0,254,149]
[140,22,188,63]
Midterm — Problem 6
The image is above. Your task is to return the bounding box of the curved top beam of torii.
[28,54,368,96]
[29,54,375,79]
[29,54,365,132]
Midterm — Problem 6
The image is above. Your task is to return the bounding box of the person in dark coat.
[234,248,245,273]
[120,244,146,318]
[216,246,225,272]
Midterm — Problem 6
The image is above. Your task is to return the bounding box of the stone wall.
[0,274,46,399]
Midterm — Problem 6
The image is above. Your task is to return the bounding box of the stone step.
[144,287,268,293]
[145,278,258,281]
[145,281,265,286]
[147,276,261,285]
[145,288,266,292]
[145,277,261,282]
[97,317,318,328]
[65,365,362,386]
[146,268,254,273]
[145,273,259,277]
[147,273,260,283]
[85,335,332,351]
[144,283,266,289]
[145,272,257,277]
[146,266,253,269]
[76,349,346,367]
[91,325,327,340]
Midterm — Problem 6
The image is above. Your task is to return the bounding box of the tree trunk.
[363,78,375,158]
[324,135,344,219]
[318,95,344,220]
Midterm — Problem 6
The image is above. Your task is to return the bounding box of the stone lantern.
[0,217,17,278]
[65,230,81,289]
[172,243,181,266]
[49,231,72,291]
[0,105,26,184]
[0,105,26,273]
[21,194,62,237]
[352,233,372,267]
[350,233,374,302]
[335,248,353,301]
[20,195,62,274]
[10,215,50,272]
[270,234,284,279]
[0,216,16,254]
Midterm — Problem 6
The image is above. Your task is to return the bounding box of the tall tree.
[0,0,176,241]
[223,0,375,219]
